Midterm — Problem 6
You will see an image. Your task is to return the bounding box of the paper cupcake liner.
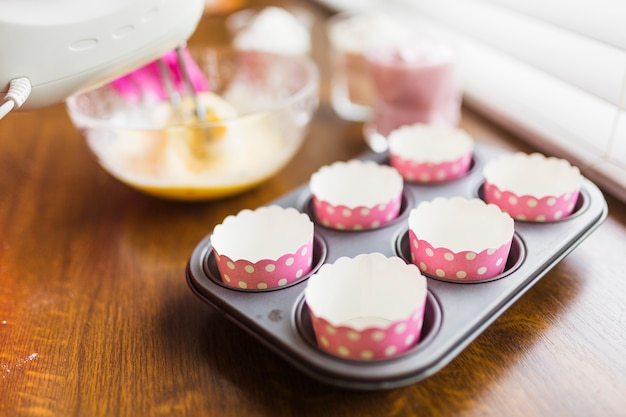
[483,182,580,222]
[308,305,426,360]
[213,243,313,289]
[408,230,512,280]
[388,124,474,183]
[408,197,515,281]
[311,193,402,230]
[305,253,428,360]
[390,152,472,183]
[210,205,314,290]
[483,152,582,222]
[309,160,404,230]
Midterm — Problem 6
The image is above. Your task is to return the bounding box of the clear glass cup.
[364,40,462,152]
[326,11,412,122]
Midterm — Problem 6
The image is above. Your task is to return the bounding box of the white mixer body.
[0,0,205,110]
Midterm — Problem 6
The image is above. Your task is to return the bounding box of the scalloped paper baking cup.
[483,152,583,222]
[305,253,428,361]
[210,205,314,290]
[309,160,403,230]
[388,123,474,183]
[408,197,515,281]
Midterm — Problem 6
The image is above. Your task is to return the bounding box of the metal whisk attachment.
[157,44,206,122]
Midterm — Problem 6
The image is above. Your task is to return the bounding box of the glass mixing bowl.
[66,47,319,201]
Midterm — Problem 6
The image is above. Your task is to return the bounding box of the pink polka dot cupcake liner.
[388,123,474,183]
[210,205,314,290]
[311,194,403,231]
[483,183,580,222]
[408,197,515,281]
[408,231,512,281]
[309,160,404,230]
[304,253,428,361]
[390,153,472,184]
[212,246,313,290]
[483,152,583,222]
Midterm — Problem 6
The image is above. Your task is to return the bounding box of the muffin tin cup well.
[186,144,607,390]
[295,290,442,363]
[309,160,404,231]
[210,206,316,290]
[388,124,475,184]
[396,229,526,284]
[407,197,515,282]
[304,253,429,361]
[483,152,583,222]
[203,233,328,292]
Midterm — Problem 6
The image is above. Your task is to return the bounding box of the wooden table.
[1,1,625,416]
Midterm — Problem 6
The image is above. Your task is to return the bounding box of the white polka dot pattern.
[389,152,472,184]
[312,193,402,231]
[484,182,580,222]
[213,243,313,290]
[409,230,513,281]
[308,305,426,361]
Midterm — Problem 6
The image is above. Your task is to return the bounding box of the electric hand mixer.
[0,0,206,119]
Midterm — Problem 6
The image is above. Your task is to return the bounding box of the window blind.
[316,0,626,202]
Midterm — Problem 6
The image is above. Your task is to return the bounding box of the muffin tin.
[186,144,607,390]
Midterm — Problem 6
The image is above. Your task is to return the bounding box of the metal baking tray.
[186,144,608,390]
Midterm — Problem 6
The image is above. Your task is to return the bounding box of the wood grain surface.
[1,1,625,416]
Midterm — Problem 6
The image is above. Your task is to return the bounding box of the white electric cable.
[0,77,32,120]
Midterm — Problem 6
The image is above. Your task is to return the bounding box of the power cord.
[0,77,32,120]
